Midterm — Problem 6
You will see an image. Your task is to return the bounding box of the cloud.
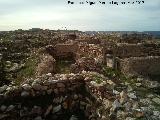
[0,0,159,31]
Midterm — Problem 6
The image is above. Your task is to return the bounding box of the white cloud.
[0,0,159,31]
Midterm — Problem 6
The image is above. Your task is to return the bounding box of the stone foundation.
[119,56,160,76]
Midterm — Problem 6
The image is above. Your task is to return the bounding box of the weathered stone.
[117,110,126,120]
[140,107,153,115]
[135,83,142,87]
[0,105,7,112]
[152,97,160,104]
[31,106,42,115]
[73,94,78,100]
[134,110,144,118]
[140,98,152,105]
[147,94,154,98]
[69,115,78,120]
[32,82,42,91]
[52,105,61,114]
[124,102,132,111]
[153,111,160,117]
[53,88,59,94]
[103,99,112,110]
[22,84,32,91]
[132,101,139,110]
[6,105,15,112]
[112,99,121,111]
[128,92,137,99]
[145,80,159,88]
[34,116,42,120]
[36,54,56,76]
[21,91,30,97]
[53,98,60,104]
[113,89,120,95]
[59,87,65,92]
[0,85,8,93]
[47,89,53,94]
[57,83,65,88]
[45,105,53,117]
[125,117,136,120]
[0,114,9,120]
[62,102,68,109]
[120,91,128,104]
[127,85,133,92]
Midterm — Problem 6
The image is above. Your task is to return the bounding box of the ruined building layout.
[0,29,160,120]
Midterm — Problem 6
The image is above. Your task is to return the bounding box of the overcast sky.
[0,0,159,31]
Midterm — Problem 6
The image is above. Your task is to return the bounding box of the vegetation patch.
[56,60,74,74]
[15,54,39,84]
[91,74,104,84]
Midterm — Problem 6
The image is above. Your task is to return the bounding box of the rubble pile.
[36,54,56,76]
[71,57,102,73]
[76,43,103,59]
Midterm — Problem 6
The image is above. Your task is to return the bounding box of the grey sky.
[0,0,160,31]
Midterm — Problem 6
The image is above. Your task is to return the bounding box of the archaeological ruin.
[0,29,160,120]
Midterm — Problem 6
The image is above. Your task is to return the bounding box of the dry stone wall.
[54,42,78,59]
[119,56,160,76]
[0,74,98,120]
[114,43,160,58]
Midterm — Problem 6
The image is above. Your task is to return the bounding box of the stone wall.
[76,43,103,60]
[119,56,160,76]
[76,39,101,44]
[54,42,78,59]
[0,74,98,120]
[113,43,160,58]
[114,44,143,58]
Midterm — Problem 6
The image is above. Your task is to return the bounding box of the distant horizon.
[0,28,160,32]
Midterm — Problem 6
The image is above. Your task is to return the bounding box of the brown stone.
[57,83,65,88]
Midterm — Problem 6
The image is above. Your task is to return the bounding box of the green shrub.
[16,55,38,84]
[92,74,104,84]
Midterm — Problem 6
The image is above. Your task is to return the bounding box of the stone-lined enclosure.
[103,40,160,77]
[44,36,160,77]
[0,73,121,120]
[1,71,160,120]
[119,56,160,76]
[1,30,160,120]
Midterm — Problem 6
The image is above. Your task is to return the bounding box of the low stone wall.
[0,73,99,120]
[76,39,101,44]
[54,42,78,59]
[119,56,160,76]
[113,43,160,58]
[114,43,143,58]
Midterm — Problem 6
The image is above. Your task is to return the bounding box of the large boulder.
[36,54,56,76]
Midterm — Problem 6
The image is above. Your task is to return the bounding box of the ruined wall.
[114,44,143,58]
[114,43,160,58]
[0,74,98,120]
[119,56,160,76]
[54,42,78,59]
[71,57,102,73]
[76,39,101,44]
[76,43,103,60]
